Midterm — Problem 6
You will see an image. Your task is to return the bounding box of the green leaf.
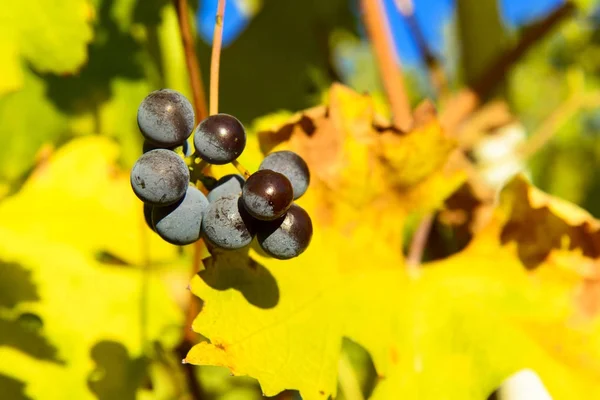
[456,0,511,87]
[0,69,69,184]
[0,0,94,94]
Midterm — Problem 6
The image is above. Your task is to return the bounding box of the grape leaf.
[186,85,600,399]
[0,70,69,184]
[185,84,465,399]
[370,175,600,399]
[0,0,94,94]
[0,137,185,399]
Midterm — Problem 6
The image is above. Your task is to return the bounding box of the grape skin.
[130,149,189,206]
[257,204,313,259]
[137,89,195,147]
[193,114,246,164]
[242,170,293,221]
[152,186,209,245]
[202,195,255,250]
[259,151,310,199]
[207,174,245,203]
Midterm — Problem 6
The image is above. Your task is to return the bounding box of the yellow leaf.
[186,85,466,399]
[0,0,93,95]
[0,137,184,399]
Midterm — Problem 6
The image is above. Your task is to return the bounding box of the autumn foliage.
[1,1,600,400]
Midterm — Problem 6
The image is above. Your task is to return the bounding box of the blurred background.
[0,0,599,399]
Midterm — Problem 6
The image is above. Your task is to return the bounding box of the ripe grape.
[193,114,246,164]
[257,204,313,259]
[130,149,189,206]
[259,151,310,199]
[207,174,245,203]
[242,170,293,220]
[137,89,195,147]
[152,186,209,245]
[202,195,256,250]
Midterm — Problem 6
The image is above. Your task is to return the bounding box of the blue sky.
[197,0,565,65]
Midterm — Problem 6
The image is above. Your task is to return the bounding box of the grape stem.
[174,0,208,122]
[406,213,433,273]
[209,0,227,116]
[232,159,251,179]
[208,0,254,180]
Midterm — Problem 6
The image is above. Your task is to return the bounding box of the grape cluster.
[130,89,313,259]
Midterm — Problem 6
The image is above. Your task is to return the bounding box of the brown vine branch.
[174,0,208,122]
[441,2,575,132]
[210,0,227,116]
[361,0,413,130]
[406,213,434,272]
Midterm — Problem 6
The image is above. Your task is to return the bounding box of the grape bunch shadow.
[198,246,280,309]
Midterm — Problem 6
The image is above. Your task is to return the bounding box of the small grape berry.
[130,149,189,206]
[257,204,313,259]
[259,151,310,200]
[242,170,294,221]
[137,89,195,148]
[130,88,313,259]
[194,114,246,164]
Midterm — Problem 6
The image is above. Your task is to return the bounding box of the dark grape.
[202,195,256,250]
[207,174,245,203]
[137,89,195,147]
[257,204,313,259]
[143,203,155,231]
[193,114,246,164]
[152,186,209,245]
[130,149,189,206]
[259,151,310,199]
[242,170,293,221]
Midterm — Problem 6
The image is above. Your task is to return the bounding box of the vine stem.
[174,0,208,121]
[406,213,434,273]
[208,0,253,179]
[209,0,226,116]
[232,159,251,179]
[361,0,412,130]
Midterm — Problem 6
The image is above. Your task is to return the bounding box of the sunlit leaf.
[0,137,184,399]
[0,0,94,94]
[186,84,464,399]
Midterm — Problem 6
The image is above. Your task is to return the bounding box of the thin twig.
[441,2,575,132]
[406,213,434,272]
[518,94,583,160]
[210,0,227,116]
[174,0,208,122]
[361,0,412,130]
[232,159,251,179]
